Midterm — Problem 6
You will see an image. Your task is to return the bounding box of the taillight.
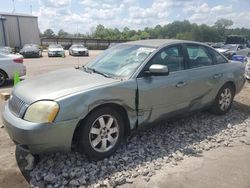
[13,58,23,64]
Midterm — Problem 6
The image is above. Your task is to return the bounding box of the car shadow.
[233,101,250,113]
[15,104,250,186]
[1,80,14,90]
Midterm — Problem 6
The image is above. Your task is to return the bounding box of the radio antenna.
[12,0,16,13]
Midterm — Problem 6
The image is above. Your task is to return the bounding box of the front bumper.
[72,51,89,56]
[2,103,79,154]
[21,52,39,58]
[48,51,64,57]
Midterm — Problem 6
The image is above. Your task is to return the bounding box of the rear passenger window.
[209,49,228,64]
[186,45,213,68]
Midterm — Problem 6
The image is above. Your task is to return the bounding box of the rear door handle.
[213,73,222,79]
[176,81,187,88]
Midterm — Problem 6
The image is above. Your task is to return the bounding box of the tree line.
[40,19,250,42]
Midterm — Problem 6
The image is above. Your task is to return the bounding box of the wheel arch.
[72,102,131,145]
[223,81,236,94]
[0,69,9,79]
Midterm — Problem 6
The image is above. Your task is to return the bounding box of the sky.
[0,0,250,34]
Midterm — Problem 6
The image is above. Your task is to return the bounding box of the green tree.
[213,19,234,39]
[57,29,69,38]
[94,24,106,39]
[42,29,55,38]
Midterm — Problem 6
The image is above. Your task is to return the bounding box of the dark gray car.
[2,39,245,159]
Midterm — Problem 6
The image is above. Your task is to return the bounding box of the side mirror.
[145,64,169,76]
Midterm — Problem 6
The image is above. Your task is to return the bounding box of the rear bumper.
[7,65,26,79]
[2,102,79,154]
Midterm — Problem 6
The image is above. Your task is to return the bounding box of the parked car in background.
[216,44,250,59]
[0,46,13,54]
[48,44,65,57]
[244,62,250,81]
[211,42,224,49]
[69,44,89,56]
[20,44,42,58]
[2,40,245,159]
[108,43,118,48]
[225,35,247,45]
[0,53,26,86]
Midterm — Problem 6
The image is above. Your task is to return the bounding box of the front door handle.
[176,81,187,88]
[213,73,222,79]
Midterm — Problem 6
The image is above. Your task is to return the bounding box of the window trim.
[137,44,186,77]
[207,47,229,65]
[183,43,215,69]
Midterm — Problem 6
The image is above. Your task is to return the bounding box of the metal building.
[0,12,40,48]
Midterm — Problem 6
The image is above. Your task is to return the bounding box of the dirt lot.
[0,52,249,188]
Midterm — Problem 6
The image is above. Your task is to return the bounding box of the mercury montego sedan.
[2,40,245,160]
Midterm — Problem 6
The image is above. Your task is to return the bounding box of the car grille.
[8,94,27,117]
[79,51,86,55]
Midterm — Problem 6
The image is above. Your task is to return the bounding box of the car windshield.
[85,44,156,78]
[222,44,238,51]
[23,44,38,49]
[0,47,11,54]
[49,44,62,48]
[73,45,84,48]
[0,52,7,57]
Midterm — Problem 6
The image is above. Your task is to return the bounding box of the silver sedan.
[2,39,245,160]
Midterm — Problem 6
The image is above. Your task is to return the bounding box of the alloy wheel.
[0,72,6,86]
[89,115,119,153]
[219,88,232,111]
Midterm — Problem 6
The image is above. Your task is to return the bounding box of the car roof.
[124,39,207,48]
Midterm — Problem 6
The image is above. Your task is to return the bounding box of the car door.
[181,44,223,109]
[136,44,192,126]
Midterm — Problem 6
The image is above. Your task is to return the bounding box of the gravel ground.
[27,108,250,188]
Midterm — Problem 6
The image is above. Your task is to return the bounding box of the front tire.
[210,84,235,115]
[78,107,124,160]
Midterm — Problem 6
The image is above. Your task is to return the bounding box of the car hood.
[21,48,38,52]
[13,68,119,104]
[216,48,229,53]
[49,48,64,52]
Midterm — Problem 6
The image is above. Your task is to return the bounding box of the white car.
[69,44,89,56]
[48,44,65,57]
[0,53,26,86]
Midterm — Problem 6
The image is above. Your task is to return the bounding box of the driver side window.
[146,45,184,72]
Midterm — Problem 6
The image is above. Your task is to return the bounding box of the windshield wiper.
[85,67,112,78]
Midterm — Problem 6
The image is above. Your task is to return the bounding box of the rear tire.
[78,107,124,160]
[0,70,7,87]
[210,83,235,115]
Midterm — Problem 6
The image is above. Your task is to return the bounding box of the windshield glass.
[0,47,11,54]
[49,44,62,48]
[23,44,38,49]
[72,45,84,48]
[85,44,156,78]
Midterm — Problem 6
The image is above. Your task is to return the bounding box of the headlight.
[24,101,59,123]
